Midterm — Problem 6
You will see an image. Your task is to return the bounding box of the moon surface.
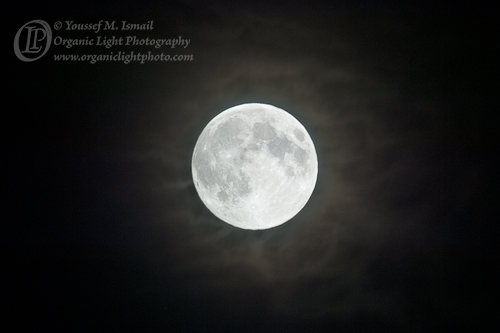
[191,103,318,230]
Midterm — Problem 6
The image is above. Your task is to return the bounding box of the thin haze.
[6,1,495,331]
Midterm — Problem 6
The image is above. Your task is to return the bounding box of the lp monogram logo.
[14,20,52,62]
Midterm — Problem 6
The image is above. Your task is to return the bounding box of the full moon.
[191,103,318,230]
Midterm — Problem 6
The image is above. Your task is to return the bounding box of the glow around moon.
[191,103,318,230]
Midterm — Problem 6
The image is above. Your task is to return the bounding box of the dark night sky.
[5,1,498,331]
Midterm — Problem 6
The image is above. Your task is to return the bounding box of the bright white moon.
[191,103,318,230]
